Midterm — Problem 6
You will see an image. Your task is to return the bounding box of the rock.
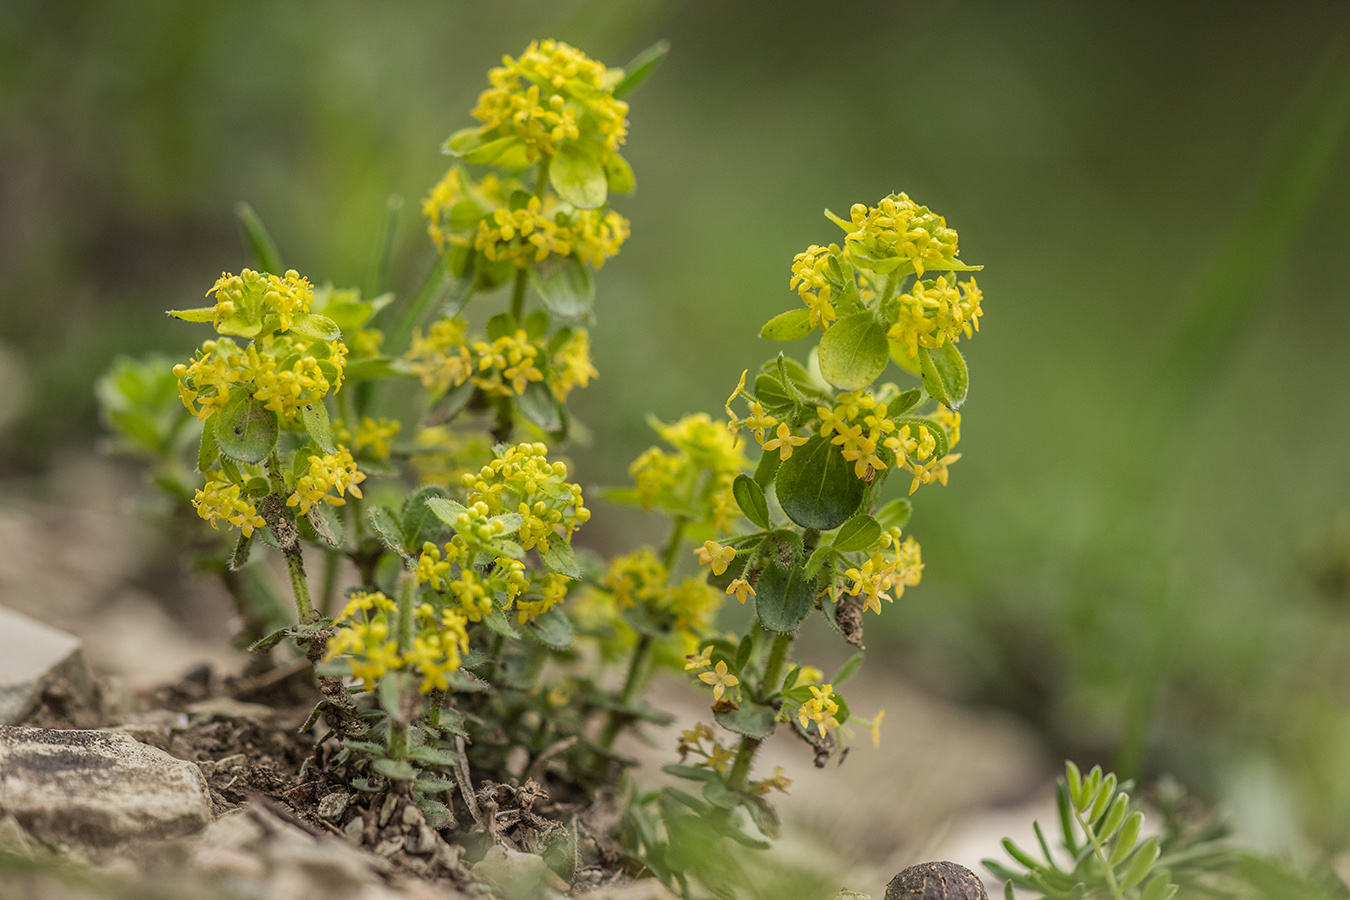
[0,726,213,845]
[472,846,569,900]
[0,605,93,724]
[885,861,988,900]
[577,879,681,900]
[317,791,351,821]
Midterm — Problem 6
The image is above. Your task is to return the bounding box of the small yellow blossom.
[726,578,755,605]
[698,660,740,702]
[193,474,266,537]
[798,683,841,737]
[760,422,809,461]
[694,541,737,576]
[743,402,778,443]
[287,447,366,515]
[705,742,735,773]
[752,766,793,796]
[684,646,714,671]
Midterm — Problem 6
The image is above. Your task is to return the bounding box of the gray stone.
[0,605,93,724]
[0,726,213,845]
[317,791,350,821]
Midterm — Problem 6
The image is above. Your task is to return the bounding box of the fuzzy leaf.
[525,608,574,649]
[372,758,416,781]
[300,401,335,454]
[918,342,969,409]
[714,702,777,739]
[214,394,279,464]
[774,436,865,531]
[832,514,881,553]
[754,533,814,633]
[198,413,220,472]
[401,486,451,549]
[760,308,813,342]
[732,474,770,529]
[307,502,343,548]
[368,506,407,556]
[540,540,582,579]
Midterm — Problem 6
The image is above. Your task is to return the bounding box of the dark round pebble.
[884,861,988,900]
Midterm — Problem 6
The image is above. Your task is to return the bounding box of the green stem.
[1074,806,1126,900]
[266,451,316,625]
[661,516,689,572]
[389,569,417,762]
[726,631,793,795]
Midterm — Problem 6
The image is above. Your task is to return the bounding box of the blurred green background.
[2,0,1349,858]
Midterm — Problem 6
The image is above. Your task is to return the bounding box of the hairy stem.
[388,569,417,761]
[726,631,793,795]
[265,451,315,625]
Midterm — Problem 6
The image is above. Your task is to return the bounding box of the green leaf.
[288,313,341,342]
[300,401,335,454]
[661,764,717,783]
[525,608,574,649]
[550,142,607,209]
[529,254,594,319]
[368,506,407,557]
[483,606,520,639]
[612,40,669,99]
[417,798,453,829]
[400,485,451,549]
[214,394,279,464]
[753,450,781,488]
[515,381,563,434]
[753,372,797,420]
[486,312,517,341]
[875,497,912,531]
[372,758,416,781]
[918,342,969,409]
[831,651,865,686]
[713,702,777,739]
[409,745,459,768]
[167,306,216,323]
[307,503,343,548]
[1109,811,1144,866]
[198,414,220,472]
[1099,793,1130,841]
[890,387,922,415]
[817,311,889,390]
[754,533,814,633]
[734,633,754,671]
[1138,873,1177,900]
[604,153,636,195]
[774,436,865,531]
[701,779,742,810]
[424,496,468,528]
[461,135,524,166]
[731,474,770,529]
[1065,760,1084,807]
[234,202,283,275]
[832,514,881,553]
[759,308,813,341]
[540,540,582,579]
[1120,837,1160,890]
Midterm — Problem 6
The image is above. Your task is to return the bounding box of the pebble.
[317,792,350,821]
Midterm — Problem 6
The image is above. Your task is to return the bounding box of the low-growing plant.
[94,34,992,895]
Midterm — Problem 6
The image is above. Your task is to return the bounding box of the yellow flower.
[192,474,266,537]
[870,709,886,749]
[548,328,599,401]
[287,447,366,515]
[760,422,809,461]
[798,683,841,737]
[725,370,748,420]
[743,402,777,443]
[698,660,740,702]
[752,766,793,796]
[726,578,755,605]
[694,541,736,576]
[705,742,734,773]
[790,244,838,331]
[684,646,714,671]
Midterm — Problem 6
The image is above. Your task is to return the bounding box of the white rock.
[0,726,213,845]
[0,605,93,724]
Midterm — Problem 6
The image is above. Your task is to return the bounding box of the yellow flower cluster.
[814,388,957,491]
[473,330,545,397]
[515,572,571,624]
[406,319,473,396]
[206,268,313,334]
[461,442,589,552]
[415,505,530,622]
[837,193,960,277]
[627,414,746,532]
[676,722,735,773]
[887,275,984,360]
[423,168,630,268]
[790,244,839,331]
[798,683,841,737]
[472,39,629,162]
[174,334,346,422]
[597,549,722,649]
[193,473,266,537]
[841,529,923,614]
[287,447,366,515]
[324,592,470,693]
[549,329,598,401]
[334,416,401,461]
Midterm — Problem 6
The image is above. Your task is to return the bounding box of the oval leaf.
[300,401,336,454]
[368,505,408,556]
[525,608,574,649]
[759,308,813,342]
[732,474,770,529]
[529,255,594,319]
[550,143,607,209]
[832,514,880,553]
[875,497,912,531]
[289,313,341,342]
[818,311,889,390]
[755,535,814,634]
[918,342,969,409]
[214,394,279,464]
[604,153,636,195]
[198,413,220,473]
[516,381,564,434]
[540,540,582,579]
[774,436,865,531]
[713,702,777,739]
